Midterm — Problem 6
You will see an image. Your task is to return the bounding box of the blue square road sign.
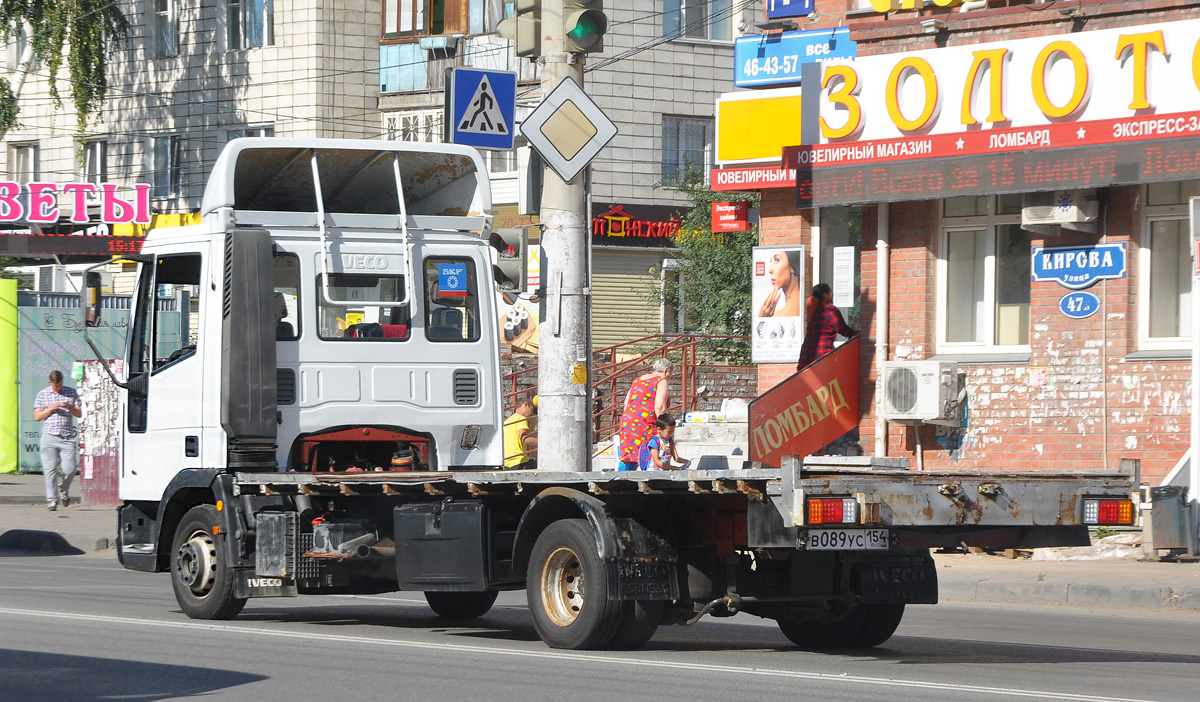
[448,68,517,151]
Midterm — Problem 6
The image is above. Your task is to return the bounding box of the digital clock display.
[0,232,146,257]
[795,138,1200,208]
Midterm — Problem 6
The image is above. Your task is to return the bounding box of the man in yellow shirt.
[503,392,537,469]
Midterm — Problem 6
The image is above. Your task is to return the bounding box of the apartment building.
[1,0,380,216]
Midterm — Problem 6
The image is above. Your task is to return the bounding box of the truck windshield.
[316,274,410,340]
[424,257,479,342]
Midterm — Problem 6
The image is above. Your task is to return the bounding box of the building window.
[6,23,40,70]
[1139,180,1200,349]
[384,109,443,142]
[938,197,1030,351]
[152,0,178,57]
[151,135,181,199]
[228,125,275,140]
[660,259,695,334]
[83,140,107,185]
[228,0,273,49]
[383,0,474,39]
[661,117,712,184]
[9,143,38,181]
[663,0,733,41]
[489,149,517,175]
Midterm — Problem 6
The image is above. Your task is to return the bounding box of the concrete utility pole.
[536,0,592,473]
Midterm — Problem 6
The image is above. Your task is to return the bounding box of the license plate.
[806,528,890,551]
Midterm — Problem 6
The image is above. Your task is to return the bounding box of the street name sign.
[767,0,815,20]
[520,77,617,183]
[1031,243,1127,290]
[448,68,517,150]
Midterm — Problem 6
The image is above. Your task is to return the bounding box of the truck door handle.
[185,436,199,457]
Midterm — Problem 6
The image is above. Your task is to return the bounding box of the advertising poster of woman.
[751,245,805,363]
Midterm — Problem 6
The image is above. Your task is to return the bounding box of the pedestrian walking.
[34,370,82,511]
[796,283,857,371]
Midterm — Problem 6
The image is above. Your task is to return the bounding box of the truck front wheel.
[526,519,624,650]
[170,505,247,620]
[424,591,499,618]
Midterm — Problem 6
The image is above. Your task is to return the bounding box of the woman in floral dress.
[617,358,673,471]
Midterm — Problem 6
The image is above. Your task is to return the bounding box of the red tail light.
[807,498,858,525]
[1083,498,1134,526]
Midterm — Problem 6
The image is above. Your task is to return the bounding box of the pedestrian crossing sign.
[448,68,517,151]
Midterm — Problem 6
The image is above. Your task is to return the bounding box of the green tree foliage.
[0,255,30,285]
[663,169,759,364]
[0,0,130,134]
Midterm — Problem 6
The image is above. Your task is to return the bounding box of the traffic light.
[496,0,541,58]
[490,227,529,293]
[562,0,607,53]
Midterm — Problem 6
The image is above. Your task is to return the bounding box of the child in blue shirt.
[638,413,688,471]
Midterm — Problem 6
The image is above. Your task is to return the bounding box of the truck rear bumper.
[776,456,1136,531]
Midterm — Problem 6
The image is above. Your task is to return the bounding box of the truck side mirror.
[84,271,103,327]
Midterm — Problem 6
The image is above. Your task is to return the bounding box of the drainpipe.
[874,203,890,457]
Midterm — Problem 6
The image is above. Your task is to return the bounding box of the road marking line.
[0,607,1163,702]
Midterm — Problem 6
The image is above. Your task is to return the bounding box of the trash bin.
[1149,486,1190,550]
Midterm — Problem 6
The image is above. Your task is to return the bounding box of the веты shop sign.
[0,183,152,225]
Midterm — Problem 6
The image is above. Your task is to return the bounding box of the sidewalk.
[3,470,1199,612]
[0,471,118,553]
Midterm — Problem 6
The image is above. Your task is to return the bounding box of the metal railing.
[502,334,755,444]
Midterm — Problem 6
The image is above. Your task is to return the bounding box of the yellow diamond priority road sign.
[520,77,617,183]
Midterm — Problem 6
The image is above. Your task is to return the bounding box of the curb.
[939,577,1200,611]
[0,496,46,506]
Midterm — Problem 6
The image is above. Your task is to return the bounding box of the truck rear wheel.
[777,602,904,649]
[849,603,905,647]
[424,591,499,618]
[170,505,246,620]
[526,519,624,650]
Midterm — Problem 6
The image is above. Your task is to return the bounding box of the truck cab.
[101,139,509,557]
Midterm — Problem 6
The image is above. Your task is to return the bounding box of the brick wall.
[750,2,1197,483]
[501,353,758,419]
[759,185,1189,483]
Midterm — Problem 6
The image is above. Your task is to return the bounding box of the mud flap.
[856,556,938,604]
[234,569,299,598]
[606,517,679,601]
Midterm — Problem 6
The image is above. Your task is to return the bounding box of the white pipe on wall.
[875,202,890,458]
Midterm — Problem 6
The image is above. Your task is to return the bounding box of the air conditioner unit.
[36,264,66,292]
[880,361,962,423]
[1021,190,1100,235]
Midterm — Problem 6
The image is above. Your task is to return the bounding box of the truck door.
[121,251,208,501]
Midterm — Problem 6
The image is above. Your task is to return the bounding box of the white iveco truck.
[82,138,1137,650]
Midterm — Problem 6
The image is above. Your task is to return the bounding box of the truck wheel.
[424,591,499,618]
[526,519,624,650]
[607,599,664,650]
[170,505,246,620]
[848,604,905,647]
[776,602,866,649]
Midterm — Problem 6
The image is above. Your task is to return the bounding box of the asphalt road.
[1,552,1198,702]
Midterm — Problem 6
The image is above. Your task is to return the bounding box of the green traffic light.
[566,10,606,50]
